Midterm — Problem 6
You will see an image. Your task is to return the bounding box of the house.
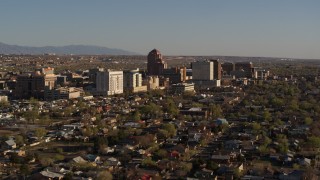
[279,170,304,180]
[4,139,16,149]
[211,154,230,164]
[214,118,228,126]
[32,169,64,180]
[71,156,87,164]
[86,154,101,164]
[298,158,311,166]
[224,140,242,150]
[241,175,264,180]
[105,157,121,166]
[180,107,208,119]
[3,150,25,156]
[194,168,217,179]
[217,163,244,176]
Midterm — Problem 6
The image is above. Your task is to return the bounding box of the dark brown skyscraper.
[235,62,253,78]
[211,59,222,80]
[221,62,235,75]
[147,49,167,76]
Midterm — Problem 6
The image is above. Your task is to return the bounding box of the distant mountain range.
[0,42,138,55]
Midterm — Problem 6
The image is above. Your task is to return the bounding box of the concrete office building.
[171,83,195,94]
[192,61,214,80]
[96,70,123,96]
[192,60,221,80]
[253,68,269,80]
[123,69,147,93]
[89,67,104,82]
[144,76,160,90]
[14,67,56,99]
[45,87,81,100]
[163,67,187,84]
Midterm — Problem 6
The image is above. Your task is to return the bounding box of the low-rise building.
[45,87,81,100]
[171,83,194,94]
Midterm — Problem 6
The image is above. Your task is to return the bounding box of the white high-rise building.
[96,70,123,95]
[192,61,214,80]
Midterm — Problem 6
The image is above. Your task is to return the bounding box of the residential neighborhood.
[0,51,320,180]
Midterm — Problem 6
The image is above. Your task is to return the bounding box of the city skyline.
[1,0,320,59]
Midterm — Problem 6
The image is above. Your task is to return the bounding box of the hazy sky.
[1,0,320,58]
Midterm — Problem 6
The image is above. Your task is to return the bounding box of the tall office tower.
[192,60,214,80]
[235,62,254,78]
[15,67,56,99]
[147,49,167,76]
[89,67,104,83]
[211,59,222,80]
[96,70,123,95]
[221,62,235,75]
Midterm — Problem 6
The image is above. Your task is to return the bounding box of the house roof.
[72,156,87,163]
[40,170,64,178]
[5,139,16,146]
[211,155,230,160]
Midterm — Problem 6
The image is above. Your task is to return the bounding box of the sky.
[0,0,320,59]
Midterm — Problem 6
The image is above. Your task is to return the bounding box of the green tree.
[209,104,223,119]
[15,135,25,147]
[162,123,177,137]
[263,110,272,122]
[132,110,141,121]
[289,100,299,111]
[0,100,10,108]
[35,128,47,140]
[251,122,261,134]
[276,134,289,153]
[96,171,113,180]
[29,97,39,106]
[156,149,168,159]
[23,109,39,124]
[163,98,179,116]
[20,164,30,179]
[39,115,51,125]
[304,117,313,125]
[192,102,203,108]
[93,136,108,153]
[140,103,162,117]
[64,172,74,180]
[206,160,219,171]
[136,134,155,148]
[56,147,64,154]
[54,154,65,161]
[142,157,157,167]
[39,157,53,167]
[307,136,320,148]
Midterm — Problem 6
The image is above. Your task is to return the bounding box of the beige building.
[123,69,147,93]
[14,67,56,99]
[144,76,160,90]
[96,70,123,96]
[0,95,8,102]
[254,68,269,80]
